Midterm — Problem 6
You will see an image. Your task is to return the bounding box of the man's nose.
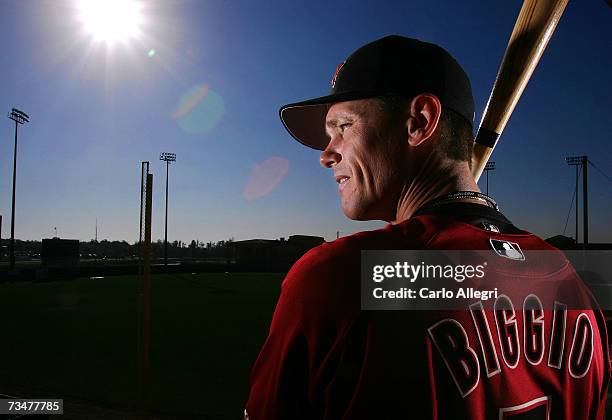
[320,139,342,168]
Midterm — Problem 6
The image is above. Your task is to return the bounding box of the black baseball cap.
[279,35,475,151]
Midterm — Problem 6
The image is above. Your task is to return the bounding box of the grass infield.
[0,272,283,418]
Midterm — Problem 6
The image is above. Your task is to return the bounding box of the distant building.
[545,235,612,250]
[41,238,79,267]
[232,235,324,271]
[545,235,577,250]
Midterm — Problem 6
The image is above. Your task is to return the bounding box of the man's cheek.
[368,158,392,196]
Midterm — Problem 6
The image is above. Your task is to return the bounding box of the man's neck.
[392,159,481,224]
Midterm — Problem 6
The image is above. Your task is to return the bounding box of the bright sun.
[77,0,143,44]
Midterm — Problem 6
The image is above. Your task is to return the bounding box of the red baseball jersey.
[245,205,610,419]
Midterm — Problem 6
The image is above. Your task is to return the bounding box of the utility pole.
[566,156,588,248]
[582,156,588,248]
[575,164,579,244]
[7,108,29,270]
[159,152,176,267]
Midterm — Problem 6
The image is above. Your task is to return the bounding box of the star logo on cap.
[331,61,346,89]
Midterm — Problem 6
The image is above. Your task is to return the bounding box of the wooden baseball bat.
[471,0,569,182]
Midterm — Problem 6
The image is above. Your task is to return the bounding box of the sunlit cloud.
[243,157,290,201]
[173,84,225,134]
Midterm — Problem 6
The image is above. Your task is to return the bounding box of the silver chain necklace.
[420,191,499,212]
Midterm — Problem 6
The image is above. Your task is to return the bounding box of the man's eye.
[339,123,351,131]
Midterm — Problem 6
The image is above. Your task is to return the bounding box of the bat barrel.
[471,0,569,182]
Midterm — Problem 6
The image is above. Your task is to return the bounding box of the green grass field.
[0,272,283,418]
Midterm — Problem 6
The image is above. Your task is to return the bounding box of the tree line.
[0,238,235,260]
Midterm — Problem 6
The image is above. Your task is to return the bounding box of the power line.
[586,160,612,202]
[589,160,612,185]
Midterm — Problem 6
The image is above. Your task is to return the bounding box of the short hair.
[375,95,473,163]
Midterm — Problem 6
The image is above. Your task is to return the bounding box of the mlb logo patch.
[489,238,525,261]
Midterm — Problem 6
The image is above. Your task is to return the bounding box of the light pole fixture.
[566,156,588,247]
[483,161,496,195]
[159,152,176,267]
[7,108,29,270]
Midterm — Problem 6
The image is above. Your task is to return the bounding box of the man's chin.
[341,205,372,221]
[342,202,390,222]
[341,205,361,221]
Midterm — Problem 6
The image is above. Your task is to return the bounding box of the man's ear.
[406,94,442,147]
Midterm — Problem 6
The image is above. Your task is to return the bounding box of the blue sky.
[0,0,610,243]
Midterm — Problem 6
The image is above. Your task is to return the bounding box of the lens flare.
[173,85,225,134]
[243,157,290,201]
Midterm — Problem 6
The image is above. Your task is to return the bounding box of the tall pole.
[566,156,587,248]
[575,164,579,245]
[9,120,18,269]
[483,161,495,196]
[138,172,153,417]
[164,160,169,267]
[159,152,176,268]
[7,108,29,271]
[582,156,588,248]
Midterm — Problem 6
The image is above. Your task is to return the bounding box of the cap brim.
[279,91,381,151]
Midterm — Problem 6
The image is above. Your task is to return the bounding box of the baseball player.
[244,35,610,419]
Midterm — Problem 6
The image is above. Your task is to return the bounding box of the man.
[245,35,610,419]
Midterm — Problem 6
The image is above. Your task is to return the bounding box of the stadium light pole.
[483,161,496,195]
[7,108,29,270]
[160,152,176,267]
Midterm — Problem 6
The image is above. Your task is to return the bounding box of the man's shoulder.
[282,219,435,296]
[285,228,385,285]
[294,218,434,272]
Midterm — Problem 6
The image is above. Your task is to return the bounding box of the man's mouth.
[335,175,350,184]
[336,175,351,193]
